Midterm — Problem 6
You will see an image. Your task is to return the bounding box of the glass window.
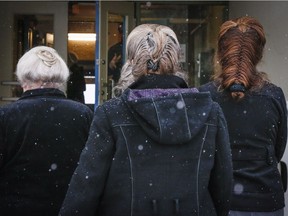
[67,2,96,106]
[137,1,228,87]
[12,14,54,98]
[107,14,125,99]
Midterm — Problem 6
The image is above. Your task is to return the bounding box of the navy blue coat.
[0,88,93,216]
[60,75,233,216]
[199,81,287,212]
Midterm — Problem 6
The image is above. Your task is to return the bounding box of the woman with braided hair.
[60,24,233,216]
[112,24,187,97]
[199,16,287,216]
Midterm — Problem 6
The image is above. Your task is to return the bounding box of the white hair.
[16,46,69,92]
[113,24,187,97]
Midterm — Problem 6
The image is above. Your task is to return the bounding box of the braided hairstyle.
[214,16,268,101]
[113,24,187,97]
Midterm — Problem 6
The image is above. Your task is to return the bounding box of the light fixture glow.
[46,33,54,44]
[68,33,96,41]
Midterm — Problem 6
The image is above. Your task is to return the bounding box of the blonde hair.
[113,24,187,97]
[16,46,69,92]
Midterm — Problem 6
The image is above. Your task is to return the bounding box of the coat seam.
[120,126,134,216]
[112,123,137,127]
[197,124,209,216]
[152,98,162,141]
[180,93,192,139]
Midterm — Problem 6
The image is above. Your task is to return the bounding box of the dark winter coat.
[198,81,287,212]
[0,88,93,216]
[60,74,233,216]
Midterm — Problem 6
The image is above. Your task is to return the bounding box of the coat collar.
[19,88,66,100]
[128,74,188,90]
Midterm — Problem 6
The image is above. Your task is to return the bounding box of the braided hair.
[113,24,187,97]
[213,16,268,101]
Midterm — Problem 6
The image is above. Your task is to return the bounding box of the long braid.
[214,16,267,101]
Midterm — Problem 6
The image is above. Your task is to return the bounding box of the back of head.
[16,46,69,92]
[68,52,78,67]
[113,24,187,97]
[214,16,267,101]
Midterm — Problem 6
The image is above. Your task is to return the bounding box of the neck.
[22,81,57,92]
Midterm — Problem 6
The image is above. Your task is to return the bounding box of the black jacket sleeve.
[59,105,115,216]
[208,103,233,216]
[274,87,287,162]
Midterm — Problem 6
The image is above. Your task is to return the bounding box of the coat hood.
[122,88,213,145]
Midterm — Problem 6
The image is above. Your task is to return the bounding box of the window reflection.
[68,2,96,107]
[15,15,54,56]
[107,14,124,100]
[138,2,228,87]
[13,14,54,98]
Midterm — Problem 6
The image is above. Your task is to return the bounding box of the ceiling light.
[68,33,96,41]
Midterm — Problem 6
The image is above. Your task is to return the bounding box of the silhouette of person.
[66,52,86,103]
[107,24,123,84]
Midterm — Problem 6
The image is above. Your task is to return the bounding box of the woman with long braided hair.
[199,16,287,216]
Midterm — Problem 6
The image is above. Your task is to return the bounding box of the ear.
[22,84,29,92]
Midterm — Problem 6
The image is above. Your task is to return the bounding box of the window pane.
[138,2,228,87]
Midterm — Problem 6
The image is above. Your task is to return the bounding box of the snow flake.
[170,107,176,114]
[50,163,58,170]
[176,101,185,109]
[234,183,244,194]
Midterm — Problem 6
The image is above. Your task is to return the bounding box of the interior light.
[84,84,96,104]
[46,33,54,44]
[68,33,96,41]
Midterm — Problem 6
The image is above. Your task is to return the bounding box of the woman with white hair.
[60,24,233,216]
[17,46,69,92]
[0,46,93,216]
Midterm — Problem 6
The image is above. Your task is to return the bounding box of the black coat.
[67,63,86,103]
[0,88,93,216]
[198,81,287,212]
[60,75,233,216]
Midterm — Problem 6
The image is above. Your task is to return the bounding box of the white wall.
[229,1,288,97]
[229,1,288,214]
[0,1,68,105]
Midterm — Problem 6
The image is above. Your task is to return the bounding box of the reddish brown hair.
[214,16,268,100]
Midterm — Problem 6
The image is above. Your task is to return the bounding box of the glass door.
[137,2,228,87]
[97,1,134,105]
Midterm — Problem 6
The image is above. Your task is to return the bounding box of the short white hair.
[16,46,69,91]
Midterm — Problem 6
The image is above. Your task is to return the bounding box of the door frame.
[95,1,135,107]
[0,1,68,106]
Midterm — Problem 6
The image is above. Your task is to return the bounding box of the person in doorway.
[66,52,86,104]
[59,24,233,216]
[0,46,94,216]
[198,16,287,216]
[107,24,123,84]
